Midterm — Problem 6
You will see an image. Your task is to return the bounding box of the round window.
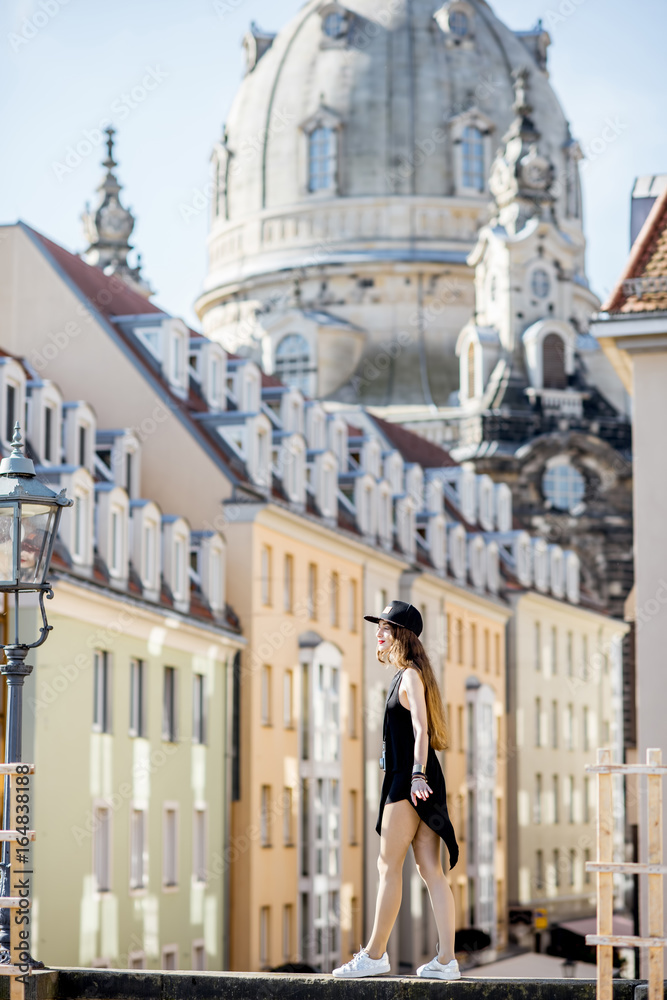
[531,267,551,299]
[449,10,469,36]
[323,12,345,38]
[542,462,585,513]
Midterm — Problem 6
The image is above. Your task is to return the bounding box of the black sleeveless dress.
[376,668,459,869]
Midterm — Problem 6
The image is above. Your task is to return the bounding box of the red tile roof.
[369,413,458,469]
[604,183,667,314]
[31,228,164,320]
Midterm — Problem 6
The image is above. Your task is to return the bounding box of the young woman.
[332,600,460,980]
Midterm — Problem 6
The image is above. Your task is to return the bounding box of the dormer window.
[355,475,377,537]
[0,359,25,450]
[448,524,467,584]
[96,485,129,585]
[144,522,157,588]
[314,452,338,520]
[323,12,345,37]
[467,341,477,399]
[275,335,312,395]
[462,127,485,192]
[328,417,348,469]
[378,481,393,549]
[62,468,95,571]
[309,128,337,192]
[450,108,493,196]
[542,334,566,389]
[162,516,190,612]
[131,500,162,599]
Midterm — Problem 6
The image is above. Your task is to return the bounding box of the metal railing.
[585,747,665,1000]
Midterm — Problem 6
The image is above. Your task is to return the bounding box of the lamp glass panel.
[19,503,57,586]
[0,505,17,586]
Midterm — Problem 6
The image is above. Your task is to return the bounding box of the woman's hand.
[411,776,432,806]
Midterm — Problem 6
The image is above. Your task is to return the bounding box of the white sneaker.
[332,947,390,978]
[416,956,461,980]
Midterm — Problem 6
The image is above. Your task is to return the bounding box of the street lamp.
[0,424,72,963]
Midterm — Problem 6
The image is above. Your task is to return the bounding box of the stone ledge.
[0,970,663,1000]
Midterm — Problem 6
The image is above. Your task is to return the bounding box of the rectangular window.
[551,626,558,674]
[44,405,53,462]
[584,848,591,885]
[283,669,293,728]
[125,451,133,497]
[162,667,177,742]
[330,571,340,627]
[583,706,590,752]
[300,780,309,876]
[567,631,574,677]
[301,664,309,760]
[284,554,293,612]
[553,775,559,824]
[129,952,146,970]
[584,775,591,823]
[553,848,560,889]
[536,849,544,891]
[483,629,490,672]
[259,906,271,967]
[567,776,575,824]
[143,523,155,587]
[551,700,558,749]
[456,619,464,665]
[283,787,293,846]
[93,804,112,892]
[193,807,207,882]
[74,495,85,559]
[192,942,206,971]
[93,651,112,733]
[129,659,146,738]
[308,563,318,619]
[261,785,272,847]
[534,773,542,825]
[566,703,574,750]
[79,424,87,467]
[261,545,272,605]
[193,674,206,744]
[457,705,464,752]
[349,790,358,845]
[569,849,576,887]
[348,579,358,632]
[495,632,501,675]
[130,808,147,890]
[535,697,542,747]
[446,614,452,661]
[261,664,272,726]
[162,945,178,971]
[111,509,122,573]
[283,904,293,962]
[535,622,542,671]
[471,624,477,668]
[349,683,358,738]
[5,384,16,444]
[583,635,589,681]
[163,805,178,888]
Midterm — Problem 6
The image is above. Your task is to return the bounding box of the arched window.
[542,333,567,389]
[275,334,312,394]
[462,126,485,192]
[308,127,337,192]
[467,342,476,399]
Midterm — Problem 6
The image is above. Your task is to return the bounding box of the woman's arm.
[401,667,432,803]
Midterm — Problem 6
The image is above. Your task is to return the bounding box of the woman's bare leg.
[412,820,456,964]
[366,800,420,960]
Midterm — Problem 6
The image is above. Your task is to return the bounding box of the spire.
[82,127,153,298]
[488,68,556,234]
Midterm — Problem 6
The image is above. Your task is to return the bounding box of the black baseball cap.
[364,600,423,638]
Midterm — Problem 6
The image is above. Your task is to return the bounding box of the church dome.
[221,0,565,216]
[196,0,586,407]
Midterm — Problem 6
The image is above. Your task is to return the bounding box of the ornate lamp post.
[0,425,72,962]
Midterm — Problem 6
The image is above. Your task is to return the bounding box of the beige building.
[506,590,626,933]
[591,181,667,940]
[0,355,242,970]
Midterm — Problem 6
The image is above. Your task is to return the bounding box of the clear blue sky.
[2,0,665,327]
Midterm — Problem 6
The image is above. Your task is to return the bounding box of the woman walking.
[332,600,460,980]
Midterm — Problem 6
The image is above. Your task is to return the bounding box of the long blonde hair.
[378,624,449,750]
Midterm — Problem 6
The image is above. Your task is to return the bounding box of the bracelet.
[411,774,427,783]
[412,764,427,777]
